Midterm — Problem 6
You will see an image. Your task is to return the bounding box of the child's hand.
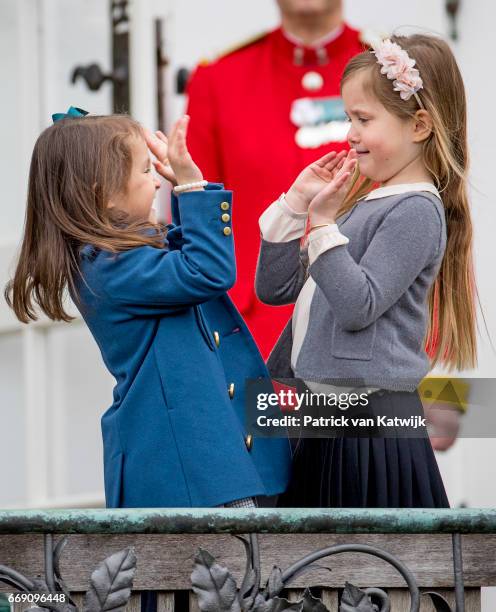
[144,128,177,185]
[285,150,348,213]
[308,149,357,225]
[425,404,461,451]
[168,115,204,186]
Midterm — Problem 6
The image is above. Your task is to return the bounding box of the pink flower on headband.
[371,38,423,102]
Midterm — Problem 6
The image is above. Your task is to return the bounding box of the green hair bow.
[52,106,89,123]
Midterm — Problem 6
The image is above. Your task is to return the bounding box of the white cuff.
[259,193,308,242]
[307,224,349,265]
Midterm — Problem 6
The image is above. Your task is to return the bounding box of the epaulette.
[214,30,268,61]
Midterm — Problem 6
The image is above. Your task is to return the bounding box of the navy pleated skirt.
[277,388,450,508]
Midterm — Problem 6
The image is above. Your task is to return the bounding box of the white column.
[129,0,157,127]
[23,326,50,504]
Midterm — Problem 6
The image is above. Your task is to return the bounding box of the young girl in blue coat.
[5,112,290,509]
[256,34,478,508]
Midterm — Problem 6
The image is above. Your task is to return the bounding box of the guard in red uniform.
[186,22,366,358]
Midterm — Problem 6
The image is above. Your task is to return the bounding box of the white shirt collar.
[363,182,441,201]
[282,24,345,49]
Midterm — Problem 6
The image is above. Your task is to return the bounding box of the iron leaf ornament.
[422,591,454,612]
[0,538,136,612]
[339,582,378,612]
[190,538,419,612]
[191,548,331,612]
[300,588,330,611]
[266,598,305,611]
[82,547,137,612]
[191,549,242,612]
[236,535,261,609]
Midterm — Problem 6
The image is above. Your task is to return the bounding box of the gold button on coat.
[223,227,232,236]
[245,434,253,451]
[221,213,231,222]
[220,201,230,210]
[228,383,235,399]
[213,331,220,347]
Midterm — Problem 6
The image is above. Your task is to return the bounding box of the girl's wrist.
[309,215,336,226]
[309,223,332,233]
[285,186,310,213]
[173,179,207,193]
[175,173,204,185]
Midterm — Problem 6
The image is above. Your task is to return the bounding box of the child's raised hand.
[167,115,204,186]
[285,150,349,212]
[308,149,357,225]
[144,128,177,185]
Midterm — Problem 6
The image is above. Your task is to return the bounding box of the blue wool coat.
[74,184,291,508]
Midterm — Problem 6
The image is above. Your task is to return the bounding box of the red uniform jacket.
[186,25,365,358]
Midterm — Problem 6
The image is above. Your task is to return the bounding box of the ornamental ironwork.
[0,531,464,611]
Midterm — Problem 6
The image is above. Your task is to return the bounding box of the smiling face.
[108,134,160,223]
[342,69,428,186]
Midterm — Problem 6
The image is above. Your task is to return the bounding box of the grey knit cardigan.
[255,192,447,391]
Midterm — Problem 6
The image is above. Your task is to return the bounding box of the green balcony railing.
[1,507,496,534]
[1,508,496,612]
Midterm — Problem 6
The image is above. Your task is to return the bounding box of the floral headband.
[371,39,424,107]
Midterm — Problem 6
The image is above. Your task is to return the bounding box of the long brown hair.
[339,34,477,371]
[5,114,166,323]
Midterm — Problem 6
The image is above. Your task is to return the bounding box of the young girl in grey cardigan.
[256,34,477,508]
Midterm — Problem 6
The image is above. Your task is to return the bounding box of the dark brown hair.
[5,114,166,323]
[339,34,477,371]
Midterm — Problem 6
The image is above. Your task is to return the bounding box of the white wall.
[436,0,496,512]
